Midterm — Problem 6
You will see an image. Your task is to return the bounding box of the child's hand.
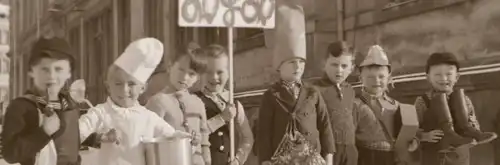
[42,113,60,136]
[47,86,60,101]
[167,130,192,140]
[408,138,419,152]
[221,104,237,122]
[421,130,444,143]
[228,157,240,165]
[100,129,120,144]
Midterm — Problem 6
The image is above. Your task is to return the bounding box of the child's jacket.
[1,90,82,165]
[312,77,356,145]
[146,89,211,165]
[353,90,420,164]
[256,81,335,163]
[414,90,480,165]
[194,89,254,165]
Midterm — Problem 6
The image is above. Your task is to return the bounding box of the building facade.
[9,0,500,164]
[0,2,8,116]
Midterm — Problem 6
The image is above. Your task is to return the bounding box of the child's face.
[279,58,305,82]
[323,54,354,84]
[29,58,72,93]
[427,64,459,93]
[106,67,145,107]
[169,56,199,91]
[360,66,390,95]
[203,56,229,92]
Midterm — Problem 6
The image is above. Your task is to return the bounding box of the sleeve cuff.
[82,133,102,148]
[207,115,226,133]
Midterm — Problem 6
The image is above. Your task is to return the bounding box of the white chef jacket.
[79,98,176,165]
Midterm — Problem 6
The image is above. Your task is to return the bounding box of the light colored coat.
[79,98,176,165]
[146,90,211,165]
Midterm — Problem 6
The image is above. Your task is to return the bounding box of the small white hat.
[113,38,164,84]
[360,45,390,67]
[272,2,307,69]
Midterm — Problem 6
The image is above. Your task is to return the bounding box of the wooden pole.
[227,27,235,161]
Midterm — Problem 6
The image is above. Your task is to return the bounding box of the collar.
[162,86,190,98]
[320,75,349,88]
[202,87,228,99]
[361,88,390,101]
[426,89,452,98]
[26,88,69,100]
[280,79,302,87]
[106,97,143,112]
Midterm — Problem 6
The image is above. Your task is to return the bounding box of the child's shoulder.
[6,97,38,113]
[149,92,169,101]
[186,94,205,106]
[86,103,108,113]
[302,82,322,94]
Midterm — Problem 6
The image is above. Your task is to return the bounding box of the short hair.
[326,41,355,61]
[172,47,208,74]
[204,44,228,59]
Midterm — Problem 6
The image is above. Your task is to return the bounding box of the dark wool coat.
[256,82,335,163]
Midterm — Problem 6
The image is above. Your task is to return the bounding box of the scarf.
[281,80,302,99]
[23,90,71,165]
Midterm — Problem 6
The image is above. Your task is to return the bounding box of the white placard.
[178,0,276,28]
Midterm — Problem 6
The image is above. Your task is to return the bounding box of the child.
[193,44,254,165]
[414,52,497,165]
[257,2,335,164]
[1,37,88,165]
[78,38,190,165]
[312,41,357,165]
[145,46,211,165]
[353,45,419,165]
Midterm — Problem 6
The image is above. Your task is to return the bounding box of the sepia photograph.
[0,0,499,165]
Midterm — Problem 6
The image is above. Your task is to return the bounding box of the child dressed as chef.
[78,38,190,165]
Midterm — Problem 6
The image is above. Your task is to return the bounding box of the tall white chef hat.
[272,2,307,70]
[113,38,164,84]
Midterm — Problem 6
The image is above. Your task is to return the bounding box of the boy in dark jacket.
[256,2,335,164]
[312,41,357,165]
[1,37,98,165]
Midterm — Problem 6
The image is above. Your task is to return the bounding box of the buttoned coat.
[256,82,335,163]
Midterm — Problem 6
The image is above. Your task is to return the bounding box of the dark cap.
[327,41,353,58]
[28,37,75,69]
[426,52,460,73]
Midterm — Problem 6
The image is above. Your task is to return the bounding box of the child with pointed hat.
[256,2,335,165]
[353,45,419,165]
[78,38,190,165]
[414,52,497,165]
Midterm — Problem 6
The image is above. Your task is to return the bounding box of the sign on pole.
[178,0,276,28]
